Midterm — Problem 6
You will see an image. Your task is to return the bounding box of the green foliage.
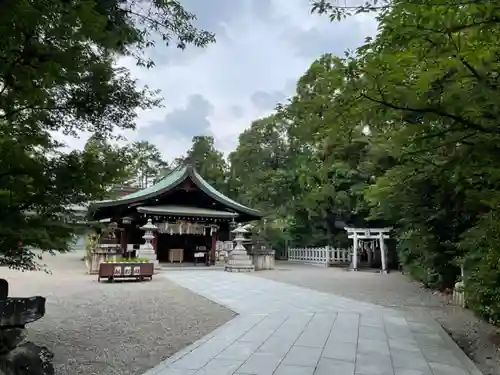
[104,257,150,263]
[0,0,214,270]
[125,140,170,188]
[461,210,500,325]
[184,136,228,193]
[309,0,500,318]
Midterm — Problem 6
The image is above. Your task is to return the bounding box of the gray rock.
[0,280,54,375]
[0,297,46,328]
[0,342,54,375]
[0,328,25,354]
[0,279,8,300]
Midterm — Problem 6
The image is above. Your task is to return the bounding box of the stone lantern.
[224,225,254,272]
[137,219,159,269]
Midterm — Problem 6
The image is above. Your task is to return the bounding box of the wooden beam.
[348,235,390,240]
[344,227,393,233]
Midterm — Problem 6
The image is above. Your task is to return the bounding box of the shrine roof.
[88,165,262,219]
[136,205,239,219]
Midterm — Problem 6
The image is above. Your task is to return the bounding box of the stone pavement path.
[143,271,484,375]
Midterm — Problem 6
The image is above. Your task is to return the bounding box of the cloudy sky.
[67,0,377,161]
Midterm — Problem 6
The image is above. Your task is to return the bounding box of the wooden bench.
[98,262,154,282]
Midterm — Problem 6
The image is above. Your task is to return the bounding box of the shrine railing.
[287,246,351,266]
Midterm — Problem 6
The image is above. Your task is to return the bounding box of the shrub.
[462,211,500,325]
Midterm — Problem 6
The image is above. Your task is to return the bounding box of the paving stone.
[355,352,393,375]
[273,313,313,339]
[315,357,355,375]
[419,345,463,367]
[238,315,287,344]
[390,348,429,371]
[329,326,359,343]
[329,313,360,344]
[257,335,295,356]
[360,314,385,328]
[384,316,408,326]
[428,362,469,375]
[295,314,335,348]
[385,325,414,340]
[282,345,322,367]
[216,341,261,361]
[322,340,357,361]
[357,338,390,356]
[156,369,196,375]
[196,359,243,375]
[359,326,388,341]
[336,312,361,328]
[413,332,446,347]
[407,322,436,334]
[388,338,420,353]
[394,369,432,375]
[274,364,315,375]
[235,352,283,375]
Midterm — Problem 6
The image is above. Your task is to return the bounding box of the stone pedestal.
[136,248,159,268]
[225,225,254,273]
[249,250,275,270]
[138,219,160,270]
[87,252,105,274]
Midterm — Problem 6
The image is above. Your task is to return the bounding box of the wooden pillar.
[153,232,158,253]
[367,241,373,265]
[379,232,387,274]
[352,232,358,271]
[120,227,127,256]
[210,232,217,265]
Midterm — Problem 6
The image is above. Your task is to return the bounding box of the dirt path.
[254,261,500,375]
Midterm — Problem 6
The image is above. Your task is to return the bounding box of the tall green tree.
[0,0,214,270]
[83,134,136,195]
[184,136,228,193]
[228,116,290,210]
[127,140,169,188]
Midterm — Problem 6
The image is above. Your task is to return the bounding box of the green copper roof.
[192,170,255,213]
[89,165,262,218]
[137,205,239,218]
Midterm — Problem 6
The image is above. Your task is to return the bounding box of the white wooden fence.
[287,246,351,266]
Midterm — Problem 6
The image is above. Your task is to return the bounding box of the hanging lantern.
[122,216,132,225]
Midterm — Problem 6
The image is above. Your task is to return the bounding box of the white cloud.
[60,0,378,162]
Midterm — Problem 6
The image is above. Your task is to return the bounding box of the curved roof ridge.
[88,164,262,219]
[191,169,260,215]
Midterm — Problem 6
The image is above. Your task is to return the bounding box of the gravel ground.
[2,251,235,375]
[254,261,500,375]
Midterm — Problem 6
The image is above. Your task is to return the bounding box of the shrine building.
[87,164,263,265]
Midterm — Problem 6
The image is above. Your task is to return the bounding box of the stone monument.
[224,225,254,272]
[137,219,160,270]
[0,279,54,375]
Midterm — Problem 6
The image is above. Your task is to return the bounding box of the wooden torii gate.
[344,227,392,273]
